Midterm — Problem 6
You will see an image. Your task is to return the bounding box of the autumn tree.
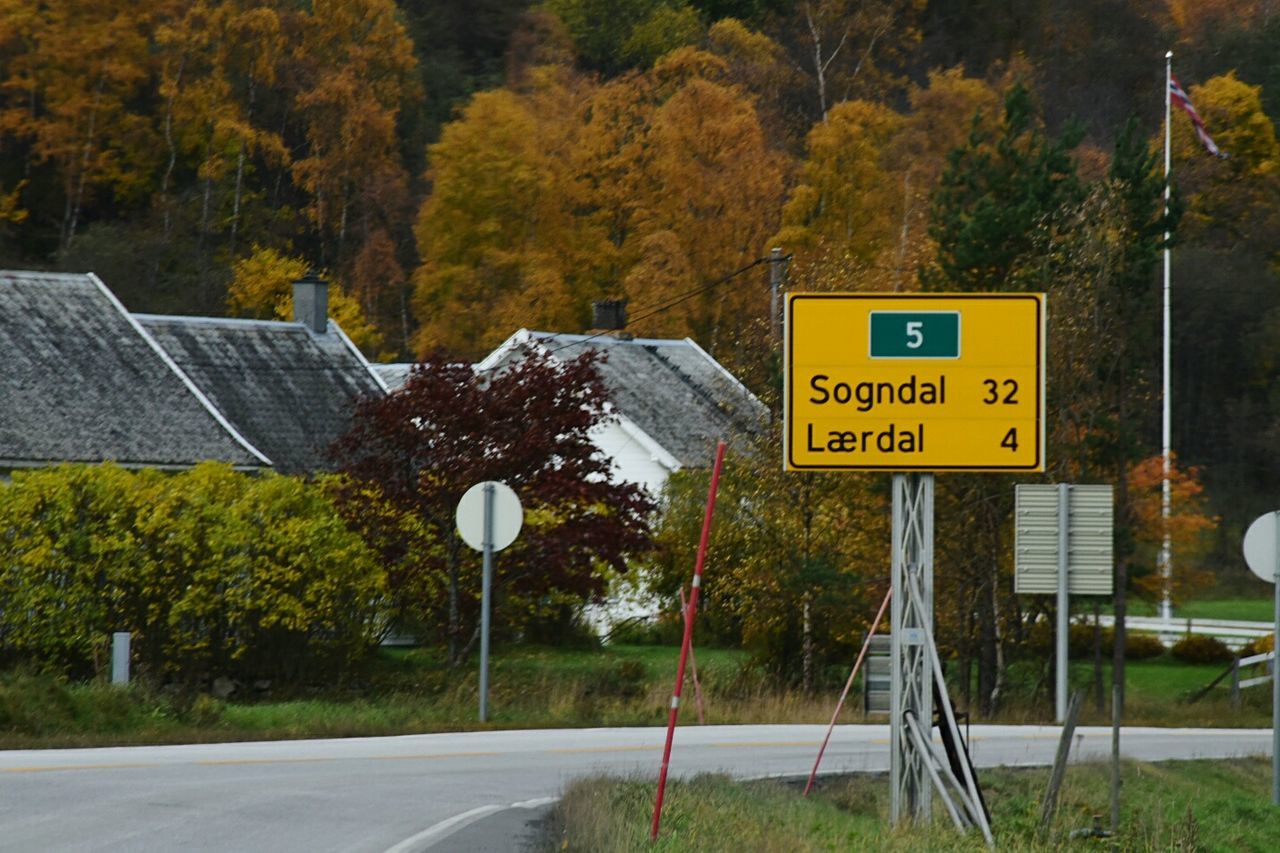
[226,245,386,356]
[290,0,419,267]
[412,47,785,371]
[1125,454,1219,606]
[775,0,925,122]
[410,81,597,358]
[331,346,654,664]
[774,67,1004,294]
[651,433,887,690]
[0,0,156,250]
[774,98,903,289]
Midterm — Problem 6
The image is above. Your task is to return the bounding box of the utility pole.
[769,247,784,340]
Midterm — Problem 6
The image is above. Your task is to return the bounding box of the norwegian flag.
[1170,75,1227,158]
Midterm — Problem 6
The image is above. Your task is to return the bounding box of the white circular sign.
[1243,511,1280,584]
[456,481,523,552]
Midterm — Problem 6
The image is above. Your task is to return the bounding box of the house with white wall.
[376,328,768,499]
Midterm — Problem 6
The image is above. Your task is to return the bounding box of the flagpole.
[1160,50,1173,622]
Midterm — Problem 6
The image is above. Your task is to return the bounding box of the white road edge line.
[383,797,559,853]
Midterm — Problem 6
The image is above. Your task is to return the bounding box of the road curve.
[0,724,1271,852]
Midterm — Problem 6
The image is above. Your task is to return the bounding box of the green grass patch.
[1104,596,1273,621]
[547,757,1280,851]
[1177,597,1274,622]
[1,643,1273,748]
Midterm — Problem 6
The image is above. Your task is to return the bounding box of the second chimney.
[293,270,328,333]
[592,299,628,331]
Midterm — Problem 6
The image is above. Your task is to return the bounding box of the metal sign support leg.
[891,473,933,823]
[890,472,993,845]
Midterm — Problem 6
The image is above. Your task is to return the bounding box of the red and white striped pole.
[651,440,726,841]
[802,586,892,796]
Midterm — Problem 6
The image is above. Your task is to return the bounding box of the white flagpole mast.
[1160,50,1174,622]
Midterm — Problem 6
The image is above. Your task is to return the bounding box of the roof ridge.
[88,273,273,468]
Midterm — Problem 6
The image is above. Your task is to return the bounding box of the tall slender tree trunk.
[1112,474,1130,717]
[978,577,997,716]
[197,174,213,309]
[64,82,105,251]
[990,573,1005,710]
[160,57,185,239]
[802,594,813,694]
[448,558,461,666]
[229,76,255,258]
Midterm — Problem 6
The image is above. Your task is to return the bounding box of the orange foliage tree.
[1125,454,1219,607]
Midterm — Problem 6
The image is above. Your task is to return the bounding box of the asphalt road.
[0,724,1271,852]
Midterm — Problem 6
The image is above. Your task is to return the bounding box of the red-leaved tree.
[331,345,654,664]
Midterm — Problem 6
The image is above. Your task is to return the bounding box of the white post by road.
[111,632,130,685]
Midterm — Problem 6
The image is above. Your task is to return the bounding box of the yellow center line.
[547,745,658,754]
[710,741,821,748]
[3,763,156,774]
[3,751,506,774]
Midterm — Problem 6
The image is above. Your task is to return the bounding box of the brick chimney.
[591,299,628,332]
[292,270,328,333]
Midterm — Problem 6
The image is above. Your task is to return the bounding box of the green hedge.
[0,463,388,685]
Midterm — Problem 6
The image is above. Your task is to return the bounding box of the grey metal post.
[890,473,933,824]
[769,247,783,340]
[1057,483,1070,722]
[111,632,130,685]
[1111,683,1121,836]
[479,483,494,722]
[1273,510,1279,805]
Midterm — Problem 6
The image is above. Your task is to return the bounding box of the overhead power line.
[543,253,791,357]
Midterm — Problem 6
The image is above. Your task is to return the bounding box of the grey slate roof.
[137,315,385,474]
[0,271,267,469]
[483,331,768,468]
[371,363,412,391]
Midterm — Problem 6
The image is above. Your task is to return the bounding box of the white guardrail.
[1093,615,1273,651]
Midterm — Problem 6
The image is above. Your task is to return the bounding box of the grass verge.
[0,643,1272,749]
[546,757,1280,851]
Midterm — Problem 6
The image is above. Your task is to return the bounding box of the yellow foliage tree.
[227,245,385,356]
[411,49,784,363]
[1172,73,1280,250]
[0,0,156,248]
[290,0,420,263]
[775,99,903,289]
[774,68,1002,294]
[410,85,590,357]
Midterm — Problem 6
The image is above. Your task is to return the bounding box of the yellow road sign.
[785,292,1045,472]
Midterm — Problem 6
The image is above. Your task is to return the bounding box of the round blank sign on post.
[456,481,523,552]
[1243,512,1280,584]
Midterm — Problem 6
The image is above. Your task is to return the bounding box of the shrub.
[1240,633,1274,657]
[607,614,684,646]
[1171,634,1234,664]
[587,659,649,699]
[1034,623,1165,660]
[0,463,388,686]
[1125,632,1167,660]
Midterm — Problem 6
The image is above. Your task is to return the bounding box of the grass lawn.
[546,757,1280,851]
[1,641,1273,748]
[1110,596,1274,622]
